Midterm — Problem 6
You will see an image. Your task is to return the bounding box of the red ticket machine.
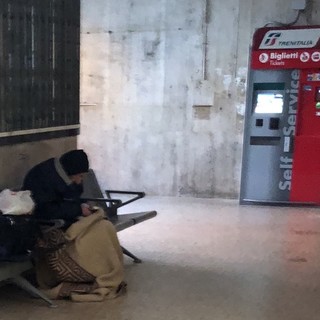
[240,26,320,205]
[290,68,320,202]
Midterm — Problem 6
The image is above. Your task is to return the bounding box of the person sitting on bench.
[22,149,126,302]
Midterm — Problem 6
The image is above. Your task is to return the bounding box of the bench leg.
[11,276,57,307]
[121,246,142,263]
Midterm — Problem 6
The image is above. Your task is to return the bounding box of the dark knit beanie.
[60,149,89,176]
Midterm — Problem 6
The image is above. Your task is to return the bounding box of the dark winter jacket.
[22,158,84,222]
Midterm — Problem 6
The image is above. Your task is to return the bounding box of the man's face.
[69,173,86,185]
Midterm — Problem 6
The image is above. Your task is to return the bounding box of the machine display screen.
[254,92,284,114]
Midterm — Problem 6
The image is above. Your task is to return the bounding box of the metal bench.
[0,169,157,305]
[82,169,157,263]
[0,259,56,307]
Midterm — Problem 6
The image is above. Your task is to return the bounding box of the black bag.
[0,214,38,261]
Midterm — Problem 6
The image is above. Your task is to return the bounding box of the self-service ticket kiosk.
[240,26,320,205]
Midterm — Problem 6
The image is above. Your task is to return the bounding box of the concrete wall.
[0,137,77,190]
[79,0,319,198]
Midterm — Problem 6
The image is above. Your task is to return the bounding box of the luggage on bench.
[0,214,38,261]
[0,214,56,307]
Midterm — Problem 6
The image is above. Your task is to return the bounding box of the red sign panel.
[251,26,320,70]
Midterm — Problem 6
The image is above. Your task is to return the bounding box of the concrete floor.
[1,197,320,320]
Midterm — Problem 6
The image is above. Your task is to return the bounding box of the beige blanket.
[36,210,126,302]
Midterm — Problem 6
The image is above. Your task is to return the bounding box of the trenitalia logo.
[263,32,281,46]
[259,28,320,49]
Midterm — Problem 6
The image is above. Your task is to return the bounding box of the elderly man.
[22,149,92,222]
[22,150,126,302]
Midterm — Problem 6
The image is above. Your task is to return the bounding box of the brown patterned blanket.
[35,210,126,302]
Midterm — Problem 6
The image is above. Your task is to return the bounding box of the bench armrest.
[37,219,66,230]
[104,190,145,207]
